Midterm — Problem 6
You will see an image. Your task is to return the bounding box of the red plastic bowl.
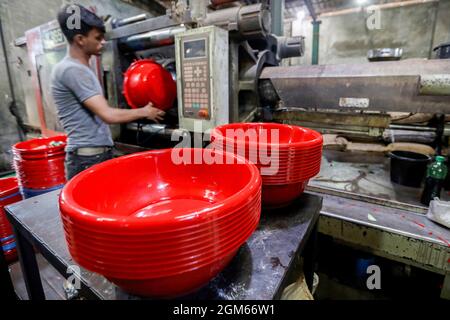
[61,199,260,266]
[0,178,22,265]
[12,137,67,190]
[0,178,20,199]
[108,251,237,298]
[211,123,323,151]
[262,181,308,209]
[64,213,258,277]
[61,193,260,247]
[60,149,261,297]
[123,59,177,111]
[12,136,66,160]
[60,149,261,232]
[210,123,322,207]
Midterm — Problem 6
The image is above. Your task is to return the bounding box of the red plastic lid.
[0,178,19,199]
[123,59,177,111]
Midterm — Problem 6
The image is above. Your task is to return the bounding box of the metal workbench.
[4,190,322,300]
[309,150,450,299]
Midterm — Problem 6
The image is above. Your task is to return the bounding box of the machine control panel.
[181,38,211,120]
[176,26,229,133]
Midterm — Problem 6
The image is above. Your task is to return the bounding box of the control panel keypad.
[182,53,210,120]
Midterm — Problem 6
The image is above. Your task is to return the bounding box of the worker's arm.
[83,95,165,124]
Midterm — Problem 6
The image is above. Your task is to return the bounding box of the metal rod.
[389,124,437,132]
[270,0,284,36]
[311,20,321,65]
[118,25,186,52]
[115,14,148,28]
[304,0,318,21]
[428,1,439,59]
[307,185,428,214]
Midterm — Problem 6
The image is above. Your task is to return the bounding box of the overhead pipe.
[114,14,149,28]
[118,25,187,52]
[304,0,321,65]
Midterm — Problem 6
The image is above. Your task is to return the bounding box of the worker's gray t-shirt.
[51,56,113,152]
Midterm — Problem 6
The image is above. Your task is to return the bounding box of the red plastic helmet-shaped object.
[123,59,177,111]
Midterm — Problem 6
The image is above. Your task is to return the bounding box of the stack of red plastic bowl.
[12,136,67,199]
[210,123,323,208]
[0,177,23,264]
[59,148,261,298]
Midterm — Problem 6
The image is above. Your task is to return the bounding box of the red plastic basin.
[210,123,322,207]
[12,137,67,190]
[0,178,22,264]
[123,59,177,111]
[108,251,237,298]
[60,148,262,297]
[262,181,308,209]
[12,136,66,160]
[61,199,260,264]
[211,123,323,150]
[60,149,261,232]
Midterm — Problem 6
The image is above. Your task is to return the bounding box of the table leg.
[13,227,45,300]
[0,245,17,300]
[304,222,319,292]
[441,272,450,300]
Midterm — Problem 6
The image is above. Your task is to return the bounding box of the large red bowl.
[60,149,261,232]
[64,213,258,277]
[60,193,260,246]
[109,251,237,298]
[61,198,260,265]
[123,59,177,111]
[60,148,262,297]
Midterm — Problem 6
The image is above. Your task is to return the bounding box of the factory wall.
[0,0,147,171]
[286,0,450,66]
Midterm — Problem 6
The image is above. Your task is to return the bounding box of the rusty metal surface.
[261,59,450,78]
[273,110,391,128]
[309,150,450,208]
[260,59,450,113]
[317,192,450,301]
[419,74,450,96]
[317,192,450,249]
[106,15,180,40]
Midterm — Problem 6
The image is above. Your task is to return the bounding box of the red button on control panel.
[198,109,209,118]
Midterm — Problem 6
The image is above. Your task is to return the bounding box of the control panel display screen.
[184,39,206,59]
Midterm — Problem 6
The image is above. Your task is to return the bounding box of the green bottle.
[421,156,448,205]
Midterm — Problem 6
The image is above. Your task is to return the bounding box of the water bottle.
[421,156,448,206]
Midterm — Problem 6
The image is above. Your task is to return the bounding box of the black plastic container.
[389,151,431,188]
[433,42,450,59]
[444,159,450,191]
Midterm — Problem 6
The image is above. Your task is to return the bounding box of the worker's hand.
[142,102,165,123]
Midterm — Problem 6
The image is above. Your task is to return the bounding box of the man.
[51,4,165,180]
